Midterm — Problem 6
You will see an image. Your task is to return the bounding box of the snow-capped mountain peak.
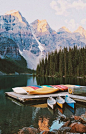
[0,10,86,70]
[62,26,71,33]
[57,26,71,33]
[32,19,48,33]
[5,10,17,15]
[5,10,26,25]
[74,26,86,38]
[30,24,44,54]
[75,26,84,33]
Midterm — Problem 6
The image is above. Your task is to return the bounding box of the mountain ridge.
[0,10,86,70]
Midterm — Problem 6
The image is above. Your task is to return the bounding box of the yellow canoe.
[22,86,35,92]
[64,85,76,87]
[29,87,59,95]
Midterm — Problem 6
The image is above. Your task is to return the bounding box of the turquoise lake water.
[0,75,86,134]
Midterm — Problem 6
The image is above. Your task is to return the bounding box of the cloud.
[50,0,69,15]
[71,0,86,10]
[65,19,79,31]
[81,19,86,24]
[50,0,86,16]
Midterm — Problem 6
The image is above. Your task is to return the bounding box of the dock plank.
[5,92,86,103]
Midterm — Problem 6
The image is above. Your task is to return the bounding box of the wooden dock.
[5,92,86,103]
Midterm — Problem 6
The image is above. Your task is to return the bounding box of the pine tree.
[49,52,54,76]
[63,47,68,76]
[36,46,86,77]
[44,54,48,76]
[41,58,45,76]
[59,49,63,77]
[54,49,58,72]
[68,47,73,76]
[36,64,40,76]
[47,52,51,76]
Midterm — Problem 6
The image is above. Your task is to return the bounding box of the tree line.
[36,46,86,77]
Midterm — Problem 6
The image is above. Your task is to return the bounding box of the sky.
[0,0,86,32]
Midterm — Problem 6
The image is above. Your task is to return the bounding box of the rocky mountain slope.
[0,10,41,69]
[0,10,86,70]
[0,36,21,60]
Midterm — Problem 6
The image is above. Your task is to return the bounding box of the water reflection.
[0,75,27,89]
[38,117,49,131]
[0,75,37,90]
[31,103,47,108]
[50,120,63,131]
[36,76,86,86]
[48,107,56,115]
[0,75,86,134]
[57,107,63,114]
[27,76,37,86]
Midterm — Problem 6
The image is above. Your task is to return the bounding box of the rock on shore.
[18,114,86,134]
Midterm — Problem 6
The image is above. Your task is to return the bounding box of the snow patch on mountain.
[19,49,42,69]
[30,24,44,55]
[18,24,45,69]
[0,10,86,70]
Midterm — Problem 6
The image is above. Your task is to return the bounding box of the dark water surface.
[0,75,86,134]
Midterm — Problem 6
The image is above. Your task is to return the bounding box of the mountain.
[31,19,58,52]
[57,26,71,33]
[0,10,86,70]
[74,26,86,38]
[0,10,41,69]
[0,36,21,60]
[0,36,35,74]
[56,26,86,48]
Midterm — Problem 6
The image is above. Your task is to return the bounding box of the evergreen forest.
[36,46,86,77]
[0,56,35,74]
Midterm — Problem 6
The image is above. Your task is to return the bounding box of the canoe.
[65,85,80,87]
[31,85,42,88]
[51,85,68,91]
[56,96,65,108]
[65,95,76,109]
[22,86,41,92]
[65,85,76,87]
[42,85,53,88]
[29,87,59,95]
[12,85,41,94]
[65,95,76,108]
[47,96,56,109]
[50,85,60,89]
[12,87,27,94]
[56,85,68,91]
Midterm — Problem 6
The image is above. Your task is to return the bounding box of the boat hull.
[48,103,56,109]
[47,97,56,109]
[12,87,27,94]
[56,96,65,108]
[57,102,63,108]
[29,87,59,95]
[65,95,76,109]
[66,102,75,109]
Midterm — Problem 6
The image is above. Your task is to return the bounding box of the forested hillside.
[36,46,86,77]
[0,56,35,74]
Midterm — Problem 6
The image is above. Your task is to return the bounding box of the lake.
[0,75,86,134]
